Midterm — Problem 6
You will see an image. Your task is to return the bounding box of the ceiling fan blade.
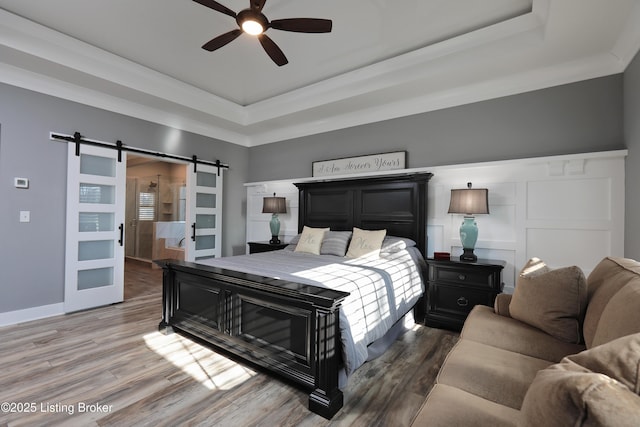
[269,18,332,33]
[193,0,237,18]
[249,0,267,13]
[258,34,288,66]
[202,29,242,51]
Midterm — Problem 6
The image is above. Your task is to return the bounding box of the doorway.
[124,154,187,299]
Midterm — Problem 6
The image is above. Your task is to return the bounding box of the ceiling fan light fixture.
[196,0,332,66]
[241,19,264,35]
[237,9,268,36]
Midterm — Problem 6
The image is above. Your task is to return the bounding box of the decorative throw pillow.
[346,227,387,258]
[519,360,640,427]
[294,226,328,255]
[320,231,352,256]
[520,333,640,427]
[509,258,587,343]
[568,333,640,394]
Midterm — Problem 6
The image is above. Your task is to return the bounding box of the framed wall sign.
[312,151,406,177]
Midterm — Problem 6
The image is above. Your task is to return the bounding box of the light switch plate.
[19,211,30,223]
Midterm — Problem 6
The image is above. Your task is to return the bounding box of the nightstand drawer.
[429,284,497,317]
[430,265,498,289]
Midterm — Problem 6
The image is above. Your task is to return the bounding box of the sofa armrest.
[494,293,513,317]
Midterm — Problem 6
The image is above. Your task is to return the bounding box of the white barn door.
[185,163,223,261]
[64,143,126,312]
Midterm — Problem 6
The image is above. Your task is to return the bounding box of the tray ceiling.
[0,0,639,146]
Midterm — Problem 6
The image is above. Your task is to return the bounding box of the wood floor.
[0,261,459,427]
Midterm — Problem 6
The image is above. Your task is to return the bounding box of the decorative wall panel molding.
[245,150,627,293]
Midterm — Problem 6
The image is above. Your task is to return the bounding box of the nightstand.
[425,258,505,331]
[247,241,289,254]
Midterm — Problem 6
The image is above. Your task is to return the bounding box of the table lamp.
[448,182,489,262]
[262,193,287,244]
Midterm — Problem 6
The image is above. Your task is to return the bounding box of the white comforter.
[198,247,425,378]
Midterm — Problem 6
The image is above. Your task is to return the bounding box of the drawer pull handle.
[458,274,466,281]
[457,297,469,307]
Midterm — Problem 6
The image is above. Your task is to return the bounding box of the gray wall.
[0,83,248,313]
[248,75,624,182]
[1,68,635,315]
[624,50,640,260]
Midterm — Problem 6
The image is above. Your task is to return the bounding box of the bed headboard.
[294,172,433,256]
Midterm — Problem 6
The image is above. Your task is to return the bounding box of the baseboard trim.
[0,303,64,327]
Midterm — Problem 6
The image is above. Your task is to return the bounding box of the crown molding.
[610,1,640,68]
[0,61,251,146]
[246,52,625,146]
[0,9,246,124]
[243,12,543,125]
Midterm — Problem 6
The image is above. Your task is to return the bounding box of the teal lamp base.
[459,216,479,262]
[269,213,281,244]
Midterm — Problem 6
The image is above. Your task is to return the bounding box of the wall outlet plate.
[14,177,29,189]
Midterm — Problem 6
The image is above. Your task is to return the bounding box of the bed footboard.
[156,259,349,419]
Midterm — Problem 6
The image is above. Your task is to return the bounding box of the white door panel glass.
[185,165,223,261]
[65,143,125,312]
[79,212,115,232]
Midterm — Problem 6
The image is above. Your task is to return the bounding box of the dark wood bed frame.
[157,172,432,419]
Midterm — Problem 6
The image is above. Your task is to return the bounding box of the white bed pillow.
[283,233,301,251]
[346,227,387,258]
[380,236,416,254]
[294,226,329,255]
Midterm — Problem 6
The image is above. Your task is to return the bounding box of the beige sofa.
[412,257,640,426]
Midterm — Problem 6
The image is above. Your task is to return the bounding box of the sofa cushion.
[519,334,640,427]
[462,305,586,362]
[412,384,518,427]
[591,280,640,347]
[509,258,587,344]
[437,339,552,409]
[520,363,640,427]
[569,333,640,394]
[494,293,512,317]
[583,257,640,348]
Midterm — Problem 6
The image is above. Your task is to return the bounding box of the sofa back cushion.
[591,280,640,347]
[583,257,640,348]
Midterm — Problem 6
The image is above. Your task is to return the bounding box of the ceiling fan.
[193,0,332,66]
